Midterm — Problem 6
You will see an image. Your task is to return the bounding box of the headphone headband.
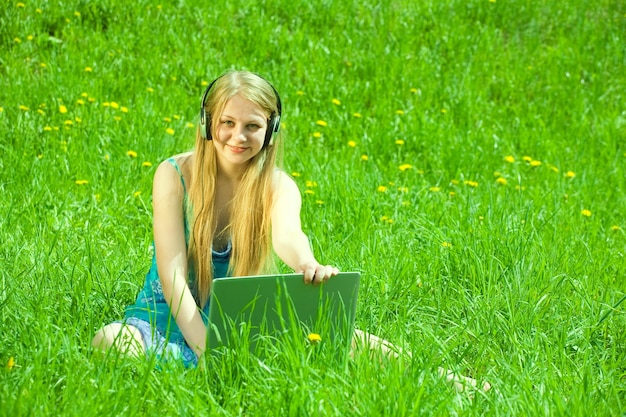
[199,73,282,148]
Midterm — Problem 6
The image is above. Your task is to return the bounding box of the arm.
[152,161,207,357]
[271,171,339,284]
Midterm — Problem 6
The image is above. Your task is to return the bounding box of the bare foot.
[438,367,491,393]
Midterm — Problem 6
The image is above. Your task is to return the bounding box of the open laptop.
[206,272,360,356]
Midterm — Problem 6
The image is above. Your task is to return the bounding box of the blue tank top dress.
[124,158,231,362]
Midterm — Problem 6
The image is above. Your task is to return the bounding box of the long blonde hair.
[187,71,281,307]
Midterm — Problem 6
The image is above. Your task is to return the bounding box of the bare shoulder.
[272,169,298,193]
[153,152,193,199]
[271,169,302,205]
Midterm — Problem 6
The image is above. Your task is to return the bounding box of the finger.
[303,265,316,284]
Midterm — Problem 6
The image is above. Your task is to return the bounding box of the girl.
[92,71,489,392]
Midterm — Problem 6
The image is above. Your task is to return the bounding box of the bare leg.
[351,329,491,392]
[92,323,146,357]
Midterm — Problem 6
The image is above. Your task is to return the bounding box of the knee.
[92,323,145,356]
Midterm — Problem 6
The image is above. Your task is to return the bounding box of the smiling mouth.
[228,145,249,153]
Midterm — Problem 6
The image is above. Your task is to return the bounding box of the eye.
[221,120,234,126]
[247,123,261,130]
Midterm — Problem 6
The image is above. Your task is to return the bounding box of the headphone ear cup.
[199,108,211,140]
[264,114,280,147]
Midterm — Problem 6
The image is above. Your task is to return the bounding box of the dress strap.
[166,157,187,193]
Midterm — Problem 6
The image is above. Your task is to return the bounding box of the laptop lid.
[206,272,360,355]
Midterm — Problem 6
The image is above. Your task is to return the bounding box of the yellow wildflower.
[530,160,542,167]
[186,122,194,128]
[522,156,532,162]
[496,177,507,185]
[133,191,142,197]
[75,180,89,185]
[332,98,341,105]
[565,171,576,178]
[316,120,327,127]
[147,87,154,93]
[399,164,412,171]
[353,112,362,118]
[611,225,621,231]
[429,186,440,192]
[121,107,128,113]
[307,333,322,344]
[165,128,175,135]
[464,180,479,187]
[441,242,452,248]
[19,105,29,111]
[347,140,357,147]
[291,172,301,177]
[313,132,322,138]
[395,110,405,115]
[296,91,305,96]
[377,185,387,193]
[127,150,137,158]
[141,161,153,167]
[395,139,405,145]
[581,209,592,217]
[110,102,119,109]
[504,155,515,163]
[84,67,93,72]
[7,357,15,370]
[361,155,369,161]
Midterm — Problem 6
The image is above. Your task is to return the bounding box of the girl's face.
[213,94,268,167]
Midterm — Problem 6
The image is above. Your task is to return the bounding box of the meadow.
[1,0,625,415]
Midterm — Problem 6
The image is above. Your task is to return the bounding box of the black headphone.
[199,73,282,148]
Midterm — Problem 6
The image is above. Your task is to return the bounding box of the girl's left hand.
[299,263,339,285]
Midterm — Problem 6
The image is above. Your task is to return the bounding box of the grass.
[1,0,626,415]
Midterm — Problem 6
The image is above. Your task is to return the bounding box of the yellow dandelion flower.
[316,200,324,205]
[186,122,195,128]
[163,117,172,122]
[43,126,52,131]
[127,150,137,158]
[7,357,15,370]
[332,98,341,105]
[0,107,3,112]
[77,99,85,105]
[37,109,45,115]
[64,120,73,125]
[530,160,542,167]
[40,63,47,68]
[464,180,479,187]
[307,333,322,344]
[88,97,96,103]
[565,171,576,178]
[84,66,93,72]
[165,128,175,135]
[14,37,21,43]
[399,164,413,171]
[291,172,301,177]
[103,102,110,107]
[201,80,209,86]
[450,179,459,185]
[504,155,515,163]
[395,110,405,115]
[353,112,362,118]
[133,191,142,197]
[581,209,592,217]
[377,185,387,193]
[121,106,128,113]
[313,132,322,138]
[27,35,33,41]
[347,140,357,147]
[19,105,29,111]
[74,11,81,17]
[410,88,418,94]
[441,108,447,114]
[75,180,89,185]
[81,92,88,98]
[110,102,119,109]
[395,139,405,145]
[449,191,456,197]
[141,161,153,167]
[522,156,532,162]
[16,2,25,7]
[429,186,440,192]
[316,120,327,127]
[113,116,121,122]
[496,177,508,185]
[296,90,305,96]
[611,225,621,231]
[361,154,369,161]
[305,180,317,188]
[36,7,42,13]
[104,154,110,161]
[398,187,409,193]
[304,190,315,195]
[146,87,154,93]
[549,165,559,172]
[75,117,82,123]
[441,242,452,248]
[173,115,180,120]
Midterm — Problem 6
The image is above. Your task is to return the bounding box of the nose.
[234,125,247,142]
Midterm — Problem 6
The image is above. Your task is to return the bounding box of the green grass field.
[1,0,625,415]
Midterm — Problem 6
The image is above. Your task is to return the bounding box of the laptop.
[206,272,360,356]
